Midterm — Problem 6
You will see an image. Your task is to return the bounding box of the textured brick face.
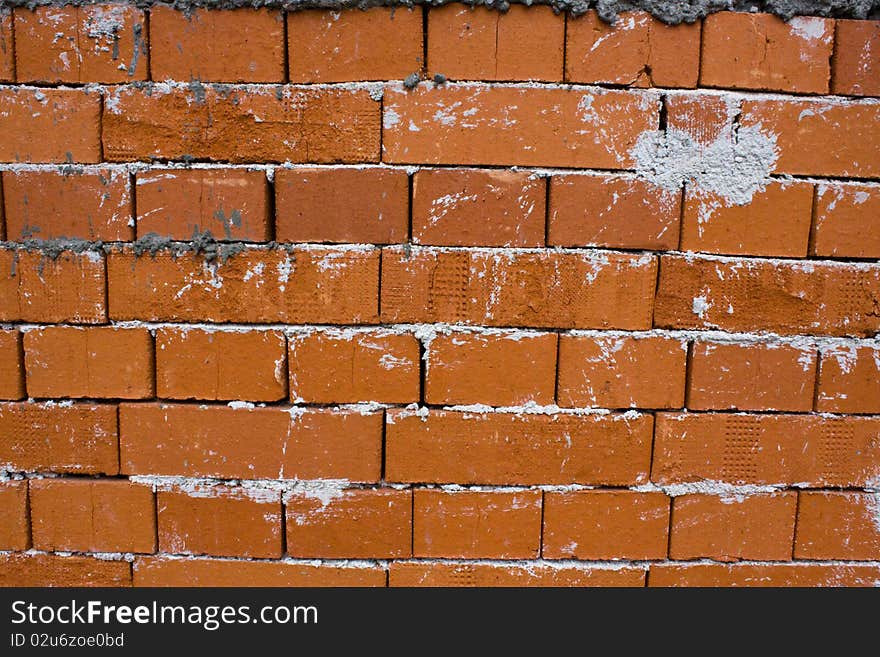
[0,5,877,588]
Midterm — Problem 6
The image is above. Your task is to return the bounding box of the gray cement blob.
[0,0,878,25]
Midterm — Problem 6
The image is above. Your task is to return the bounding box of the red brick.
[681,182,814,257]
[412,169,545,247]
[549,175,680,250]
[133,557,385,587]
[286,488,411,559]
[14,5,147,83]
[701,13,833,93]
[386,409,653,486]
[150,7,284,82]
[739,99,880,178]
[0,88,101,163]
[380,247,657,329]
[816,346,880,414]
[2,169,132,241]
[665,93,736,145]
[156,328,286,402]
[653,413,880,487]
[557,335,686,409]
[0,10,13,82]
[107,247,379,324]
[275,167,408,244]
[0,480,28,550]
[136,169,270,241]
[158,487,282,559]
[832,19,880,96]
[289,8,422,83]
[120,404,382,482]
[649,563,880,587]
[413,489,542,559]
[0,401,117,474]
[543,490,670,560]
[812,183,880,258]
[288,331,419,404]
[0,330,24,400]
[390,562,646,587]
[382,84,658,168]
[103,85,380,163]
[30,479,155,553]
[0,249,107,324]
[0,553,130,586]
[425,332,557,406]
[24,327,153,399]
[654,254,880,337]
[670,493,797,561]
[428,5,563,82]
[566,11,700,87]
[687,342,817,412]
[795,492,880,560]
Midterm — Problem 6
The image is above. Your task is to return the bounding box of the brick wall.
[0,3,879,587]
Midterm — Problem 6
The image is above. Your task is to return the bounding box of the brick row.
[1,168,878,259]
[0,8,876,97]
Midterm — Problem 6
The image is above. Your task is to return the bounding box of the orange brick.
[14,5,147,83]
[739,99,880,178]
[286,488,412,559]
[24,327,153,399]
[681,182,814,257]
[812,183,880,258]
[380,247,657,329]
[412,169,545,247]
[150,7,284,82]
[0,480,28,550]
[0,401,118,475]
[0,88,101,163]
[103,85,380,163]
[649,563,880,587]
[382,84,658,168]
[156,328,286,402]
[120,404,382,482]
[831,19,880,96]
[133,557,385,587]
[654,255,880,337]
[30,479,155,553]
[543,490,670,560]
[549,175,680,250]
[2,169,132,241]
[0,330,24,400]
[413,489,542,559]
[0,553,130,586]
[386,409,653,486]
[665,93,736,145]
[0,10,13,81]
[701,13,833,93]
[0,250,107,324]
[158,487,282,559]
[566,11,700,87]
[669,493,797,561]
[687,342,817,412]
[425,332,557,406]
[107,247,379,323]
[136,169,270,241]
[816,346,880,414]
[289,8,422,83]
[427,5,563,82]
[557,335,686,409]
[288,331,419,404]
[653,413,880,487]
[275,168,408,244]
[796,492,880,560]
[390,562,646,587]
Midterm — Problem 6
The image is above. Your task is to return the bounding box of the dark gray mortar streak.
[0,0,877,24]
